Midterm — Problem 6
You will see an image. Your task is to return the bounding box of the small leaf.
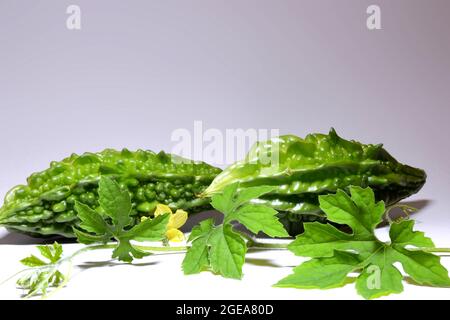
[126,213,169,242]
[211,183,239,214]
[188,218,215,242]
[75,201,110,235]
[231,204,289,237]
[20,255,47,267]
[349,186,385,230]
[389,220,434,248]
[36,242,63,263]
[208,224,247,279]
[98,176,132,228]
[319,189,373,237]
[356,263,403,300]
[73,228,110,244]
[36,245,53,262]
[52,242,63,262]
[112,239,150,263]
[275,251,360,289]
[392,247,450,287]
[182,236,211,275]
[287,222,377,258]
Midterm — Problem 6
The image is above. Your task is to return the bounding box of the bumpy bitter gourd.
[202,129,426,234]
[0,149,221,237]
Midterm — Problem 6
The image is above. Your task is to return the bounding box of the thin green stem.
[134,245,187,252]
[234,229,290,250]
[250,241,289,250]
[415,247,450,253]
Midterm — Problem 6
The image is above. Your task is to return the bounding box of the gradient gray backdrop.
[1,1,449,241]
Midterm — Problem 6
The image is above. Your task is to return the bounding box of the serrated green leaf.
[52,242,63,262]
[277,186,450,299]
[98,176,132,229]
[36,246,53,262]
[389,220,434,248]
[188,218,214,242]
[73,228,110,244]
[126,213,169,242]
[209,224,247,279]
[275,251,360,289]
[349,186,385,230]
[230,204,288,237]
[188,183,286,279]
[287,222,377,258]
[182,236,211,275]
[26,271,51,297]
[112,238,150,263]
[356,262,403,300]
[183,219,215,275]
[211,183,239,214]
[319,189,375,237]
[20,255,47,267]
[36,242,63,263]
[391,247,450,287]
[75,201,110,235]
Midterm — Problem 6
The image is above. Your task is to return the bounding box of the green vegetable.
[74,176,169,262]
[16,242,65,297]
[202,129,426,235]
[0,149,221,237]
[274,186,450,299]
[182,183,289,278]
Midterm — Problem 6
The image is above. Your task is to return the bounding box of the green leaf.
[126,213,169,242]
[275,251,360,289]
[356,262,404,300]
[287,222,378,258]
[391,247,450,287]
[183,219,215,275]
[188,218,215,242]
[73,228,111,244]
[349,186,385,231]
[182,236,211,275]
[17,242,66,298]
[277,186,450,299]
[36,242,63,263]
[231,204,289,237]
[211,183,239,214]
[73,176,172,263]
[184,184,287,279]
[20,255,47,267]
[208,224,247,279]
[98,176,132,228]
[75,201,110,235]
[112,238,150,263]
[52,242,63,262]
[389,220,434,248]
[319,189,379,237]
[36,246,53,262]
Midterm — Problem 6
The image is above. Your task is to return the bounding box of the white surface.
[0,221,449,300]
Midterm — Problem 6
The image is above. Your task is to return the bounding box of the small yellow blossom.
[141,204,187,242]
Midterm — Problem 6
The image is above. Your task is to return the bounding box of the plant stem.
[415,247,450,253]
[234,230,290,250]
[134,245,187,252]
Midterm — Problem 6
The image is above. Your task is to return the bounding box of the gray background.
[0,1,449,242]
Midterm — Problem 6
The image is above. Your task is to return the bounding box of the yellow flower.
[141,204,187,242]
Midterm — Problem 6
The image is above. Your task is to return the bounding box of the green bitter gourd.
[0,149,221,237]
[202,129,426,235]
